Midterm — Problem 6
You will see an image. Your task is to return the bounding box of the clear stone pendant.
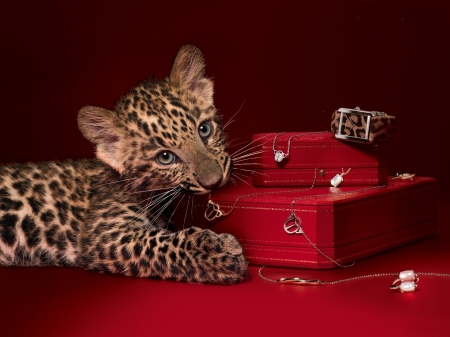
[274,150,287,163]
[330,168,351,187]
[331,174,344,187]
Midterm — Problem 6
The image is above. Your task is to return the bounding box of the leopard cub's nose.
[199,176,223,191]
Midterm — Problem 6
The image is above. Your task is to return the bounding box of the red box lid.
[250,132,388,169]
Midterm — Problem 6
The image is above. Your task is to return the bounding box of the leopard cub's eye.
[198,121,213,140]
[156,151,176,166]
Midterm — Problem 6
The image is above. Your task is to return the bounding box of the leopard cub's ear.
[169,45,214,105]
[78,106,126,173]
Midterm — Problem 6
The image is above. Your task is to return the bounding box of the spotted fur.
[0,45,248,284]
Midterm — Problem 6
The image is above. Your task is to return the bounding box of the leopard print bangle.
[331,108,396,143]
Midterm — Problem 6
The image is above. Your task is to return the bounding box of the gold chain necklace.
[205,169,387,268]
[272,131,328,163]
[258,267,450,293]
[204,169,318,221]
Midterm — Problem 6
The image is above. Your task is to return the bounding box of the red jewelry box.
[249,132,389,187]
[176,177,438,269]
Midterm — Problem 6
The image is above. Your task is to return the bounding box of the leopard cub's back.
[0,160,103,266]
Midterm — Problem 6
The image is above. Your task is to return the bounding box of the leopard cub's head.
[78,45,231,194]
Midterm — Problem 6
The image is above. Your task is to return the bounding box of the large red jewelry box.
[176,177,438,269]
[249,132,388,187]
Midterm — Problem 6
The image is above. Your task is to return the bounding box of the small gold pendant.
[204,200,224,221]
[283,212,303,234]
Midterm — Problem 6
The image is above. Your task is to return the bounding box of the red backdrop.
[1,2,450,336]
[1,0,449,194]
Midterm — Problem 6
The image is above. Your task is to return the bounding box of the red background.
[1,1,449,336]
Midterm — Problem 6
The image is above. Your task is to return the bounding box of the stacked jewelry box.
[175,131,439,269]
[251,132,388,187]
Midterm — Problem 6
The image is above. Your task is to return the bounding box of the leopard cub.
[0,45,248,284]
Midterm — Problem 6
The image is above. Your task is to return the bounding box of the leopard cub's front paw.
[185,227,248,284]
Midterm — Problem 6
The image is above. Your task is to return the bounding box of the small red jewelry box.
[179,177,438,269]
[249,132,388,187]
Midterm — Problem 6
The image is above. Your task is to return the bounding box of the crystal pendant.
[274,150,286,163]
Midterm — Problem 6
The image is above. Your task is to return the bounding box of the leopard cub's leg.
[174,227,248,284]
[84,221,248,284]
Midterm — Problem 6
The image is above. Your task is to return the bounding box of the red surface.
[1,1,450,336]
[1,200,450,337]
